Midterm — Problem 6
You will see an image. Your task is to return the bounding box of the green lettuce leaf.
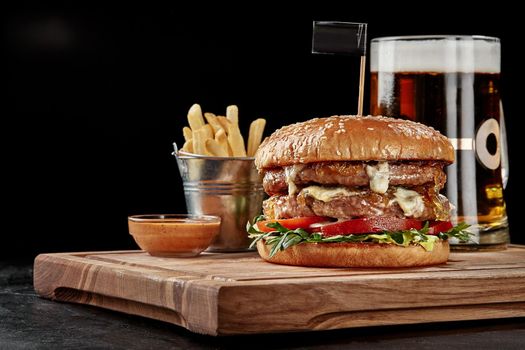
[247,216,473,258]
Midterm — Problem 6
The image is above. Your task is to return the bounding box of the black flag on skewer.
[312,21,367,56]
[312,21,368,116]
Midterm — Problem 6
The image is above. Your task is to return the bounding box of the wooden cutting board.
[34,245,525,336]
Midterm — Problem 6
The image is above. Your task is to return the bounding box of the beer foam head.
[371,36,500,73]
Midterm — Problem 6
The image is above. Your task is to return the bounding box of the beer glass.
[370,35,508,249]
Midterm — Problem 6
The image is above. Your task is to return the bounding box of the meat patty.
[263,161,447,195]
[263,186,451,222]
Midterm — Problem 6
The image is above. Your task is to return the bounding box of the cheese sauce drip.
[301,186,362,202]
[366,162,390,194]
[284,165,304,195]
[393,187,425,218]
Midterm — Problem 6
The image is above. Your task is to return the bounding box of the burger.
[247,115,470,267]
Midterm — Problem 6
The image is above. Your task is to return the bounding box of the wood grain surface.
[33,246,525,335]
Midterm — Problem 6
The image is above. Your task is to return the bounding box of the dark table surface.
[1,260,524,350]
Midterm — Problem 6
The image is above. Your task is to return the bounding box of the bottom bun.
[256,240,450,267]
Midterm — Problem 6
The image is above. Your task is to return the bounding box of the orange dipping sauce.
[128,214,221,257]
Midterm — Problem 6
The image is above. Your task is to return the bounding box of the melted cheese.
[302,186,360,202]
[284,165,304,195]
[366,162,390,194]
[394,187,425,218]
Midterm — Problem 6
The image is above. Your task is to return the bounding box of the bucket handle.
[173,142,188,176]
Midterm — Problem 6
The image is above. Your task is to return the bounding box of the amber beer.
[370,36,508,247]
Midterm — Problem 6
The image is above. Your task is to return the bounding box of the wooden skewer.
[357,55,366,116]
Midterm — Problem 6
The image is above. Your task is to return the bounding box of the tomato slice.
[427,221,453,235]
[256,216,454,236]
[313,217,424,237]
[256,216,330,233]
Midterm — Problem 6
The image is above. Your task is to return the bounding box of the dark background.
[4,3,524,258]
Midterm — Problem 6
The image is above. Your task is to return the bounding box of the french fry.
[247,118,266,157]
[228,122,247,157]
[216,116,231,134]
[183,126,193,142]
[204,113,224,135]
[226,105,239,125]
[200,124,214,140]
[214,129,232,156]
[191,124,214,156]
[181,139,193,153]
[205,139,228,157]
[187,104,205,131]
[181,103,262,158]
[193,127,211,156]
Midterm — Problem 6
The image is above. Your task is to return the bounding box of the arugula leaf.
[439,222,471,242]
[247,218,474,255]
[248,231,273,249]
[253,215,267,223]
[266,221,290,234]
[283,234,303,249]
[390,231,404,244]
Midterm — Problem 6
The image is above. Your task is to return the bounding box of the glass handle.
[500,100,509,189]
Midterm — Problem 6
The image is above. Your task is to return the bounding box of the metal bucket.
[173,144,264,252]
